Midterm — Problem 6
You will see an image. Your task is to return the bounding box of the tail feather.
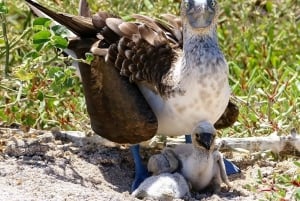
[25,0,97,37]
[79,0,91,17]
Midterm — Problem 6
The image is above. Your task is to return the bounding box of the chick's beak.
[196,132,214,150]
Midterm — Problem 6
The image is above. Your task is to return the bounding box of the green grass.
[254,161,300,201]
[219,0,300,137]
[0,0,299,136]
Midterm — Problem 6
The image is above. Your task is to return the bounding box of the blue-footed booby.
[25,0,240,191]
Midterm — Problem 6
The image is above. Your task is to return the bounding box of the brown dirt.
[0,127,298,201]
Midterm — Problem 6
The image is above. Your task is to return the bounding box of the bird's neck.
[182,26,219,54]
[181,26,223,71]
[192,144,209,155]
[190,145,212,161]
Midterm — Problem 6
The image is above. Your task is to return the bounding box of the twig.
[0,82,24,109]
[166,132,300,157]
[0,84,18,92]
[42,53,58,65]
[0,12,9,76]
[216,133,300,156]
[0,98,28,109]
[0,28,32,58]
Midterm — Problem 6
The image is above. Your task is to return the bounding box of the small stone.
[32,155,42,161]
[38,132,55,143]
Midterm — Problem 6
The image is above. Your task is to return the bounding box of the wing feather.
[79,0,91,17]
[105,18,124,36]
[95,14,182,97]
[118,22,139,37]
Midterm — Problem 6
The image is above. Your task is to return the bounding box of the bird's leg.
[130,144,150,192]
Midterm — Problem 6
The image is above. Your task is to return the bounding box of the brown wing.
[214,100,239,129]
[92,14,183,97]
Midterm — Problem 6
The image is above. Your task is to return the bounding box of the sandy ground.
[0,127,299,201]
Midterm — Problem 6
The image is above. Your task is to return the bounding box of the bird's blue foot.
[223,158,241,175]
[130,144,150,192]
[185,134,240,175]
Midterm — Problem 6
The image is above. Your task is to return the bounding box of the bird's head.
[181,0,219,33]
[192,121,216,151]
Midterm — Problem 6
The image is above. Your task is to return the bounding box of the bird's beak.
[186,3,215,29]
[195,132,214,150]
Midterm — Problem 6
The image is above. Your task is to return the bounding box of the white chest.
[139,65,230,136]
[180,153,215,191]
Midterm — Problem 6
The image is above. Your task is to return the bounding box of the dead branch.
[215,132,300,156]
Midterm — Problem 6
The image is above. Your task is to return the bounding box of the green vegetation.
[220,0,300,137]
[255,161,300,201]
[0,1,299,133]
[0,0,87,130]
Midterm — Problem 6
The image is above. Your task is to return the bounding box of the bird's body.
[99,0,230,137]
[136,0,230,136]
[24,0,237,143]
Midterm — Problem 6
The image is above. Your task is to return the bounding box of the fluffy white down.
[131,173,190,200]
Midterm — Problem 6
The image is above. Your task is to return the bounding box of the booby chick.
[147,146,179,175]
[148,121,231,193]
[131,172,190,200]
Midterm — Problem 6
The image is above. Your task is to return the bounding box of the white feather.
[194,0,207,5]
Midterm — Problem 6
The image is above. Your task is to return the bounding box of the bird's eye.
[184,1,189,9]
[211,0,216,7]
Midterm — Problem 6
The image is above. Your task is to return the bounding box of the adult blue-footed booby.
[25,0,240,191]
